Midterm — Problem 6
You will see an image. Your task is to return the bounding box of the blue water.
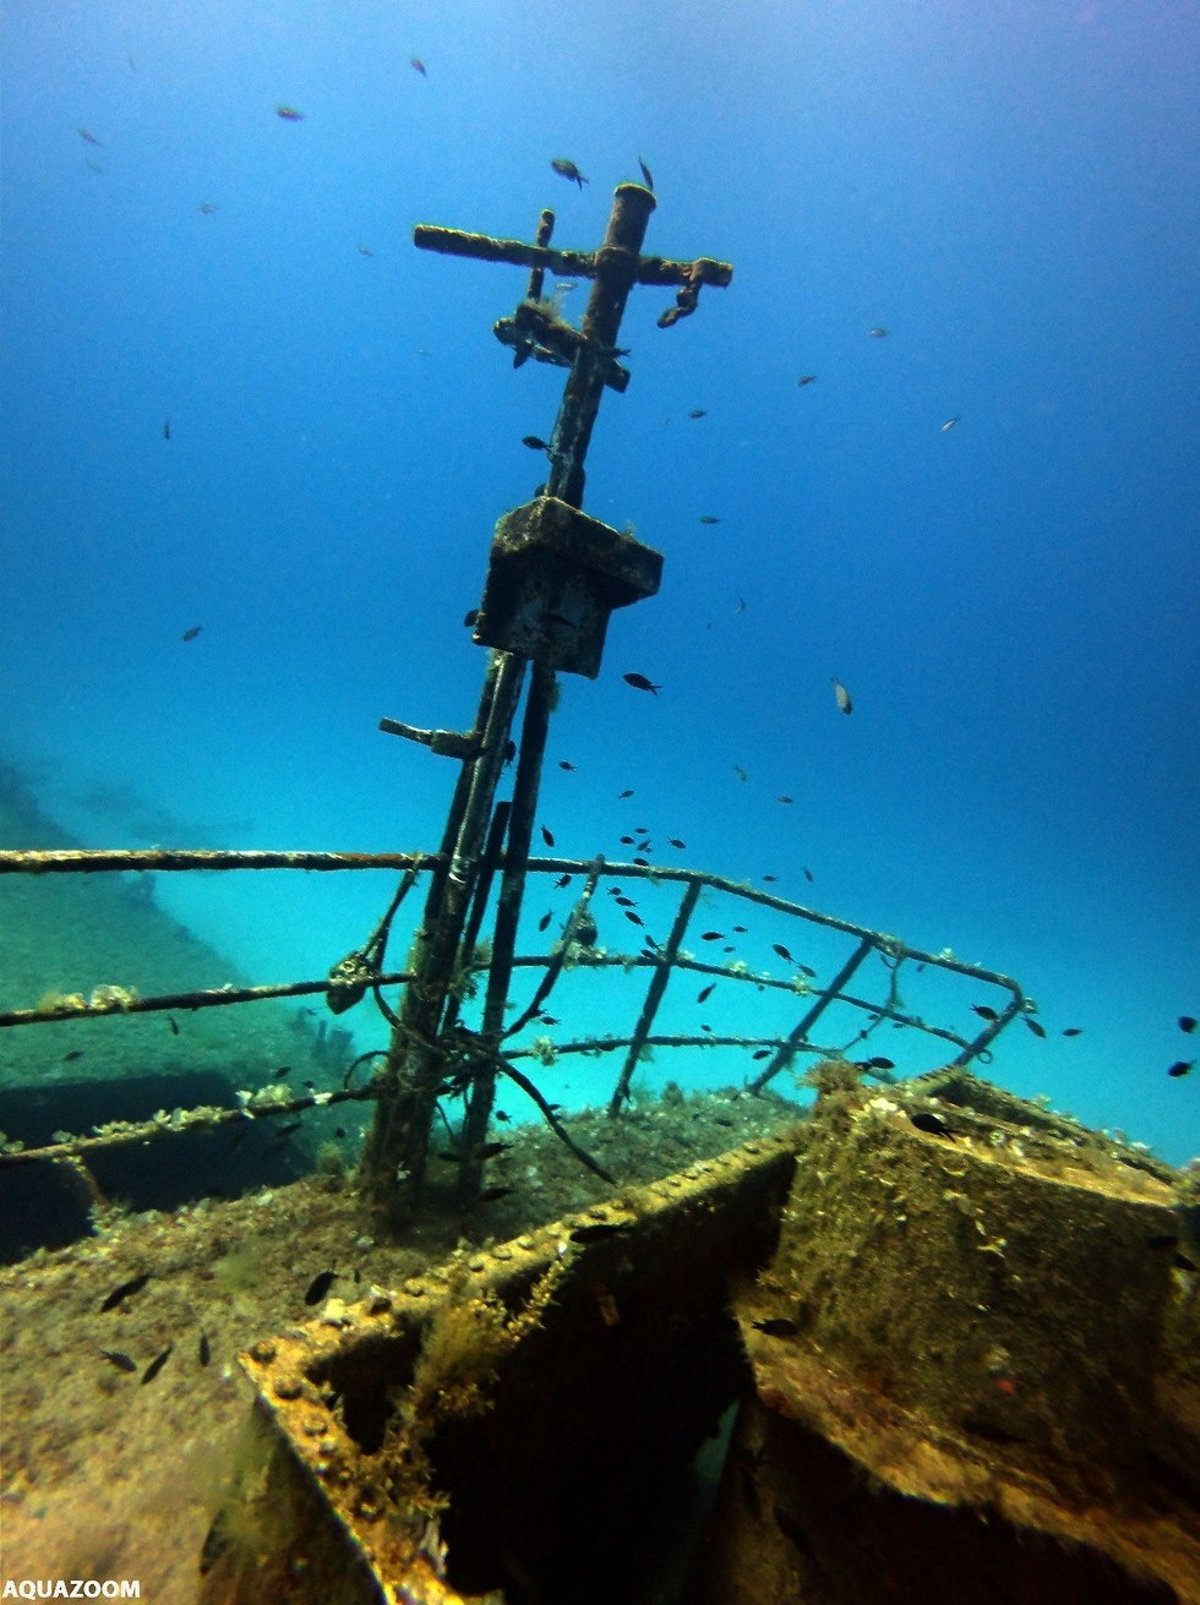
[2,0,1197,1162]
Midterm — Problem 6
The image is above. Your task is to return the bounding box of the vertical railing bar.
[607,877,703,1115]
[748,934,878,1094]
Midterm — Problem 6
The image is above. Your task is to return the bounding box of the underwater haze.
[1,0,1198,1161]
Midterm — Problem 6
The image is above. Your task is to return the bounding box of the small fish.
[697,984,715,1003]
[752,1317,800,1337]
[474,1141,510,1161]
[199,1332,211,1366]
[796,374,817,386]
[538,911,552,932]
[940,417,959,433]
[1024,1017,1046,1039]
[559,760,576,771]
[803,867,814,883]
[624,909,644,927]
[356,244,374,257]
[271,1064,292,1079]
[618,788,635,798]
[551,157,588,188]
[464,609,479,628]
[541,824,555,847]
[181,625,203,642]
[798,963,817,978]
[554,873,572,888]
[1180,1016,1197,1034]
[971,1004,999,1021]
[63,1049,84,1062]
[410,56,427,76]
[868,326,888,337]
[762,873,777,883]
[772,943,795,964]
[698,514,721,525]
[522,434,552,452]
[777,795,794,805]
[101,1272,151,1312]
[163,419,171,440]
[865,1056,895,1070]
[275,105,305,121]
[637,839,653,852]
[304,1270,338,1305]
[832,677,853,715]
[619,835,635,845]
[701,1023,714,1034]
[1167,1060,1194,1079]
[78,127,104,147]
[733,765,748,782]
[910,1109,954,1139]
[539,1014,559,1026]
[632,856,649,867]
[751,1048,772,1060]
[100,1349,137,1373]
[623,672,661,695]
[503,740,516,766]
[733,924,748,934]
[637,154,654,189]
[734,597,747,615]
[334,1127,346,1139]
[141,1344,173,1384]
[495,1110,510,1122]
[1062,1027,1083,1037]
[167,1015,180,1035]
[687,408,707,420]
[701,931,724,942]
[667,838,686,849]
[199,202,218,215]
[615,895,636,907]
[569,1221,631,1244]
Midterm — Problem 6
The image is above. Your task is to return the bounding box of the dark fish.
[503,740,516,766]
[772,943,795,964]
[752,1317,799,1337]
[64,1049,84,1062]
[569,1221,630,1244]
[865,1056,895,1070]
[1180,1016,1197,1034]
[554,873,572,888]
[163,418,171,440]
[697,984,715,1003]
[304,1270,338,1305]
[733,924,748,934]
[559,760,576,771]
[271,1064,292,1078]
[550,156,588,188]
[538,911,552,932]
[733,764,748,782]
[667,838,686,849]
[334,1127,346,1139]
[909,1110,954,1139]
[141,1344,173,1384]
[541,825,555,847]
[618,788,635,798]
[1167,1060,1194,1078]
[632,856,649,866]
[701,931,724,942]
[762,873,777,883]
[181,625,203,642]
[798,963,817,979]
[698,514,721,525]
[637,154,654,189]
[620,835,635,845]
[832,676,853,715]
[78,127,104,147]
[410,56,427,76]
[803,867,814,883]
[624,909,644,927]
[623,672,661,694]
[796,374,817,386]
[868,326,888,337]
[615,895,636,907]
[275,105,305,121]
[1024,1017,1046,1039]
[479,1185,514,1202]
[701,1023,713,1034]
[522,434,552,451]
[1062,1027,1083,1037]
[101,1272,151,1312]
[100,1349,137,1373]
[199,1332,211,1366]
[777,795,794,805]
[687,408,707,419]
[752,1048,772,1060]
[971,1004,999,1022]
[540,1014,559,1025]
[167,1015,180,1035]
[495,1110,510,1122]
[475,1141,510,1160]
[940,416,959,433]
[356,243,374,255]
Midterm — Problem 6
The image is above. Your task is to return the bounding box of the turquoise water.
[1,0,1197,1163]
